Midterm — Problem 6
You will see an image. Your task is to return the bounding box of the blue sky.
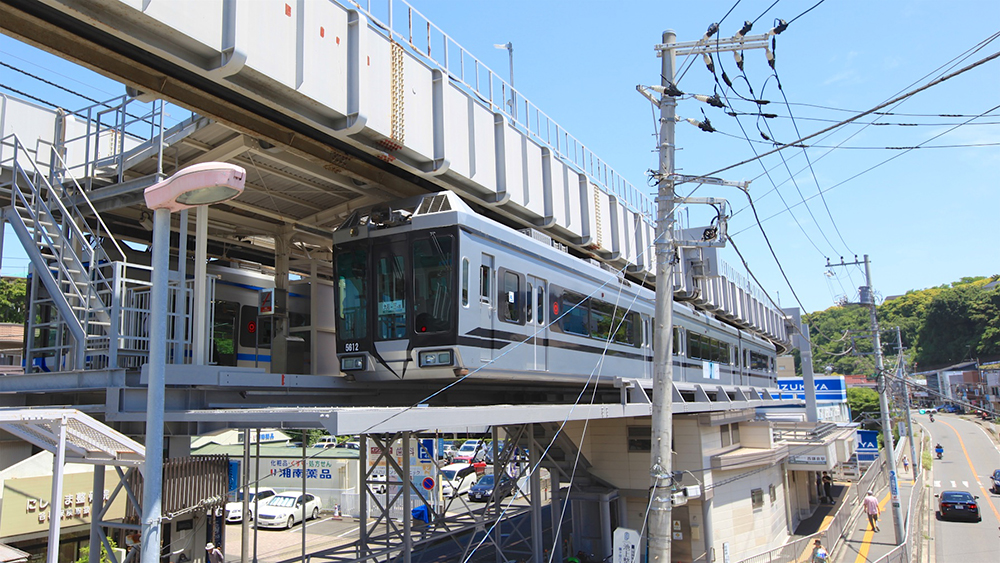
[2,0,999,314]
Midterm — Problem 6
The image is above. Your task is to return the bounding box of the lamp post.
[494,42,515,119]
[141,163,245,563]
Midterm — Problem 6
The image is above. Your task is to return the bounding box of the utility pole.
[895,327,918,479]
[829,255,904,544]
[648,29,678,563]
[646,25,769,563]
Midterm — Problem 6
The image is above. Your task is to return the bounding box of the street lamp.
[140,162,245,563]
[493,42,515,119]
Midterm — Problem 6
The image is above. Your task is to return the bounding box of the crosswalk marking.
[962,481,969,487]
[951,480,956,487]
[934,480,940,488]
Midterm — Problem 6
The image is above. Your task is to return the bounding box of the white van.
[440,463,478,498]
[313,436,338,448]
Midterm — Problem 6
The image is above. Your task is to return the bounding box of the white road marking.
[962,481,969,488]
[934,480,941,488]
[951,481,956,487]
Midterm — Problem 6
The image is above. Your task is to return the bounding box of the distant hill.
[803,276,1000,375]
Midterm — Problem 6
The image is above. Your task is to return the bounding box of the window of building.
[628,426,651,452]
[720,424,732,447]
[751,488,764,509]
[769,484,777,504]
[731,423,740,445]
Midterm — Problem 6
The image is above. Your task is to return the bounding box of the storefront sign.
[1,468,126,537]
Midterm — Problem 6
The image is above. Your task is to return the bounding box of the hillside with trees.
[804,276,1000,376]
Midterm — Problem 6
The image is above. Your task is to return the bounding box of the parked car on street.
[453,440,485,463]
[468,474,515,502]
[225,487,276,523]
[440,463,478,498]
[255,493,323,529]
[936,490,981,522]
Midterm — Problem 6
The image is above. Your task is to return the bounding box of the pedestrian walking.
[206,543,224,563]
[902,455,909,473]
[862,490,880,532]
[810,538,829,562]
[822,471,834,504]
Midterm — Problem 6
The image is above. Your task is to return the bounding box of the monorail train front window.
[336,248,368,340]
[376,250,407,339]
[412,236,454,333]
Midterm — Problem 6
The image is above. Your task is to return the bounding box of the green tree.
[75,537,117,563]
[846,387,880,421]
[0,277,27,323]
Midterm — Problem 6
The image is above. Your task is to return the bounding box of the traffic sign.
[422,477,435,490]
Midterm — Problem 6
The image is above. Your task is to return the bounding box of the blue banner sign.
[856,429,879,462]
[777,376,847,402]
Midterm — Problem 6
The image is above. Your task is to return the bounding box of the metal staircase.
[2,134,126,371]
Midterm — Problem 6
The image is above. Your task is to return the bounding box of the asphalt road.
[919,413,1000,562]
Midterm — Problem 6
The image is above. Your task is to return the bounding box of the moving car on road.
[936,490,981,522]
[991,470,1000,494]
[255,493,323,529]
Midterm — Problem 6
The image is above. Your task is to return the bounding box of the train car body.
[332,193,778,387]
[207,264,311,371]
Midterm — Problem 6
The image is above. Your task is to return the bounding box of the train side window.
[536,283,545,326]
[480,255,493,306]
[462,258,469,307]
[499,269,524,325]
[673,326,682,355]
[526,283,533,323]
[239,305,272,349]
[212,300,239,366]
[559,290,588,336]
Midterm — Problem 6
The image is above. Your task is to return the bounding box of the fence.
[871,432,927,563]
[735,455,887,563]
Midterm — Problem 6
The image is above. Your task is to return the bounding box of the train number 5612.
[344,342,360,352]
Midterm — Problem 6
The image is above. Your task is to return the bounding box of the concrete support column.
[599,492,613,560]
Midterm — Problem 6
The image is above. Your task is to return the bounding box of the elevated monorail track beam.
[0,0,428,203]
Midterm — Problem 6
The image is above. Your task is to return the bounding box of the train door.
[527,275,548,371]
[479,254,494,363]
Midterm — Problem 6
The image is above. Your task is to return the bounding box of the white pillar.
[193,208,209,365]
[46,417,67,563]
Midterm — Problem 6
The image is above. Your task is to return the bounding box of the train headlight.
[418,350,453,367]
[340,356,366,371]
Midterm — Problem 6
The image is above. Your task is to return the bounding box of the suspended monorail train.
[332,192,778,386]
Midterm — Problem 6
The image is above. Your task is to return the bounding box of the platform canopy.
[0,408,144,466]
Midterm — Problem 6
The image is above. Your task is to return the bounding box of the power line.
[680,46,1000,186]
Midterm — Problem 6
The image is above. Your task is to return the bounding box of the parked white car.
[254,493,322,529]
[440,463,477,498]
[225,487,277,523]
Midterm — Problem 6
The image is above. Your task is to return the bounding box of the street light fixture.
[493,42,515,119]
[140,162,245,563]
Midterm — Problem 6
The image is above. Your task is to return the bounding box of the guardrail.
[734,455,887,563]
[871,432,926,563]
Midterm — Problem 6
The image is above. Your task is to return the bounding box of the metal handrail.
[349,0,654,223]
[39,138,127,264]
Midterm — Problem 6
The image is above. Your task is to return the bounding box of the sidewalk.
[832,453,916,563]
[792,481,853,537]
